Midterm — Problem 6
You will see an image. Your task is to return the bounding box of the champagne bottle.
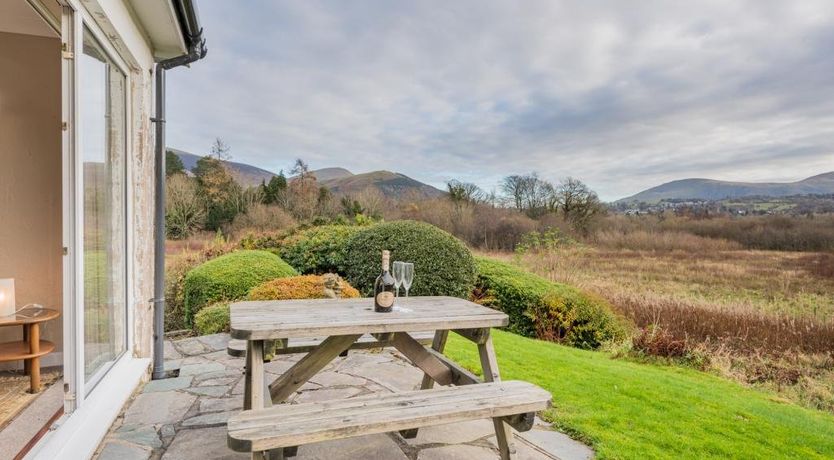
[374,250,395,313]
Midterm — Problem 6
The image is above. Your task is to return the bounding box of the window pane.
[80,26,126,386]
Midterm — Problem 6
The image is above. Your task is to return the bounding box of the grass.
[444,329,834,459]
[496,247,834,411]
[507,247,834,319]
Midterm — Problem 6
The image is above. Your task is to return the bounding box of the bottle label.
[376,291,394,308]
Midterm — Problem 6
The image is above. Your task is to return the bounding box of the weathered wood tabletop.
[230,296,518,460]
[230,296,508,339]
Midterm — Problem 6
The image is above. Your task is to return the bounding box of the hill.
[169,148,277,187]
[318,170,445,199]
[618,171,834,203]
[309,167,353,182]
[169,149,444,198]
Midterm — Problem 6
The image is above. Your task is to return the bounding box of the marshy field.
[491,236,834,413]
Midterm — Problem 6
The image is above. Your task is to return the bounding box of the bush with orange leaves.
[248,274,360,301]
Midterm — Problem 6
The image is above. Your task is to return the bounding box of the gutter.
[151,0,207,380]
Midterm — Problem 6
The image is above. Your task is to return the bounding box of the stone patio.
[94,333,593,460]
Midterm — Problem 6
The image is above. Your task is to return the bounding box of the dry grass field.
[486,243,834,412]
[512,246,834,319]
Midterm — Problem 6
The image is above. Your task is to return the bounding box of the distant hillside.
[618,172,834,203]
[169,148,277,187]
[320,170,445,199]
[309,167,353,182]
[169,150,443,199]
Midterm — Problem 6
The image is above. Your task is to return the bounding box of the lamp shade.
[0,279,15,317]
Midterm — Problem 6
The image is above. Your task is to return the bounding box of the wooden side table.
[0,307,60,393]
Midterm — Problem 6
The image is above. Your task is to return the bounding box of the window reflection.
[79,27,126,387]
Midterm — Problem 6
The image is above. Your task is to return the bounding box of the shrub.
[166,174,205,239]
[474,257,626,349]
[279,225,364,274]
[609,291,834,354]
[400,198,539,251]
[226,203,296,236]
[183,250,297,325]
[248,274,360,300]
[238,229,295,251]
[632,325,689,358]
[194,302,230,335]
[164,238,236,332]
[343,220,477,298]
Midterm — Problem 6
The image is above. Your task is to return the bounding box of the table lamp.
[0,279,15,317]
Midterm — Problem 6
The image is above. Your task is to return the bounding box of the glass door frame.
[61,0,135,413]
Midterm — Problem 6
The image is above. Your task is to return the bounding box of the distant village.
[611,194,834,217]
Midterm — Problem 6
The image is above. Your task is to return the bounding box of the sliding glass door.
[77,25,127,389]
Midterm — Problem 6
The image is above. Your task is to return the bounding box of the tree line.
[446,174,604,234]
[165,138,606,242]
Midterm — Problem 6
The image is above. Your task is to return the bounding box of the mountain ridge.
[618,171,834,203]
[168,149,444,198]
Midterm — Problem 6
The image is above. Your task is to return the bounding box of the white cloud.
[166,0,834,200]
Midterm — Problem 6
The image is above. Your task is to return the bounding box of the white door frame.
[60,0,136,413]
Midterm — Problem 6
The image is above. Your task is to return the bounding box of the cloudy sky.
[166,0,834,201]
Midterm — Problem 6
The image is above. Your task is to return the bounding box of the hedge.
[343,221,477,298]
[194,302,230,335]
[474,257,626,349]
[183,250,297,325]
[248,274,360,301]
[279,225,363,274]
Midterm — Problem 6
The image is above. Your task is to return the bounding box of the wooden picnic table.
[229,296,522,459]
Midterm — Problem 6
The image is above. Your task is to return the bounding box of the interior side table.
[0,307,59,393]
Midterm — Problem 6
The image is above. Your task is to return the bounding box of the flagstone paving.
[94,333,594,460]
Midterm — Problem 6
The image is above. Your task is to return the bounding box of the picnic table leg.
[264,334,360,458]
[400,330,449,439]
[478,333,515,460]
[244,340,284,460]
[268,334,362,403]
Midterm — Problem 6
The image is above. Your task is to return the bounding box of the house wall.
[0,31,63,367]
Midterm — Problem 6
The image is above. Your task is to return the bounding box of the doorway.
[0,0,64,456]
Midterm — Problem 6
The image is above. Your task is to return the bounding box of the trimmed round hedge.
[343,221,477,298]
[194,302,230,335]
[279,225,363,274]
[474,257,626,349]
[248,274,360,300]
[183,250,297,325]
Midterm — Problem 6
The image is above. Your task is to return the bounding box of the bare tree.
[287,159,319,220]
[501,173,551,217]
[290,158,311,180]
[356,187,387,219]
[210,137,231,161]
[501,175,527,211]
[554,177,605,233]
[446,180,484,205]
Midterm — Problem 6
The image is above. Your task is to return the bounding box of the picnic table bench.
[226,296,551,460]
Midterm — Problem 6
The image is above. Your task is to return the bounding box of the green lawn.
[444,330,834,459]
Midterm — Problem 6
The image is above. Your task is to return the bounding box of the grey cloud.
[166,0,834,200]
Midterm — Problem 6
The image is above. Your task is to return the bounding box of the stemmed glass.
[401,263,414,298]
[392,261,405,301]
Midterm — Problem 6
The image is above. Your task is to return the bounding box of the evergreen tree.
[165,150,185,176]
[262,173,288,205]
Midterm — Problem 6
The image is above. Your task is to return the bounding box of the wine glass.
[392,261,405,300]
[402,263,414,298]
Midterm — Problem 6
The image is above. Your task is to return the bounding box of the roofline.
[162,0,207,68]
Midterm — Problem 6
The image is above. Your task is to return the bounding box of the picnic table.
[227,296,551,460]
